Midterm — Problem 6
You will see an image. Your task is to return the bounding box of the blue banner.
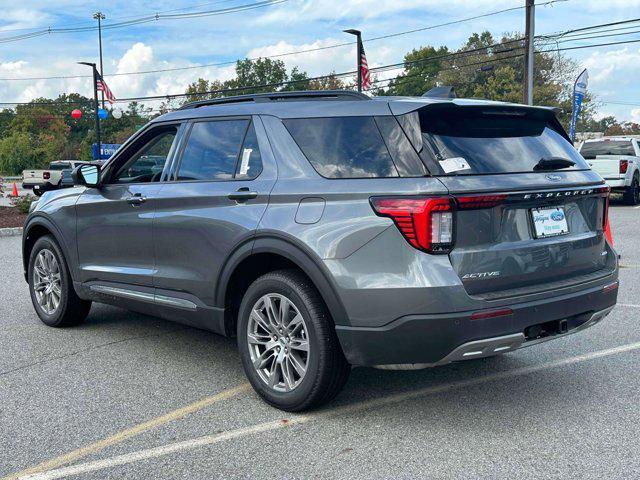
[92,143,121,160]
[569,69,588,143]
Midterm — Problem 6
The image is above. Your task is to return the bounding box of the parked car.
[579,136,640,205]
[59,161,101,189]
[23,161,87,195]
[22,90,618,411]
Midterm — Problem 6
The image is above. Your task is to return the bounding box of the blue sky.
[1,0,639,122]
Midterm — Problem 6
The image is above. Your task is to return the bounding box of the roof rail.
[179,90,370,110]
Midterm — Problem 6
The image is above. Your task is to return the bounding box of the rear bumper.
[336,280,618,367]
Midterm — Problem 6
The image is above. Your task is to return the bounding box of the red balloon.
[71,109,82,119]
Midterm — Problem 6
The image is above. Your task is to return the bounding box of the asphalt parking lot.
[1,200,639,480]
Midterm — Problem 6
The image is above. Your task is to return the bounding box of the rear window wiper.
[533,157,576,171]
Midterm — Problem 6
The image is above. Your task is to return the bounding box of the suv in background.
[579,137,640,205]
[22,91,618,411]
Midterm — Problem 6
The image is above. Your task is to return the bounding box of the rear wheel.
[237,269,350,412]
[623,175,640,205]
[28,235,91,327]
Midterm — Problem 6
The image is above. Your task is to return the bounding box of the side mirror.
[72,164,101,188]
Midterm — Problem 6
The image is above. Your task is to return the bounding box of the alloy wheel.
[32,249,62,315]
[247,293,310,392]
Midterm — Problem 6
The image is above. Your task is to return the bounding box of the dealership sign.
[92,143,121,160]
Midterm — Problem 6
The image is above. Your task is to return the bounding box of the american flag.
[96,71,116,104]
[360,41,371,90]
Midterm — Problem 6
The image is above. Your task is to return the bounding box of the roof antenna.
[423,86,456,98]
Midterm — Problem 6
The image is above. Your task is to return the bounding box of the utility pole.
[93,12,106,108]
[78,62,101,160]
[523,0,535,105]
[344,29,363,92]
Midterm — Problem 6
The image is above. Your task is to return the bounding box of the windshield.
[580,140,636,158]
[402,108,588,175]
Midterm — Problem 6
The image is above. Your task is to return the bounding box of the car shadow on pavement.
[75,303,554,413]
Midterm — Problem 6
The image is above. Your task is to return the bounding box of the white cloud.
[255,0,517,25]
[0,8,53,32]
[631,108,640,123]
[583,48,640,86]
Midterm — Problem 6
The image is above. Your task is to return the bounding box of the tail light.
[620,160,629,174]
[370,197,454,254]
[598,185,613,245]
[43,172,50,180]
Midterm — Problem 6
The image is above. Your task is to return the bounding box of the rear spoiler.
[389,101,572,144]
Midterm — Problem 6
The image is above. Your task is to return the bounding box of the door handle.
[228,188,258,202]
[127,194,147,206]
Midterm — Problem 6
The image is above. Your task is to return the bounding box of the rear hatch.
[395,103,613,297]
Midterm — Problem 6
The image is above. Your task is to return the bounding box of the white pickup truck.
[579,137,640,205]
[22,160,86,195]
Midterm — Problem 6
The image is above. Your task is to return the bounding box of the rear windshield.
[49,163,70,170]
[283,116,426,178]
[580,140,636,158]
[402,108,589,175]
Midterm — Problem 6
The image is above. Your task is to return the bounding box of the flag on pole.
[360,41,371,90]
[96,71,116,104]
[569,68,588,143]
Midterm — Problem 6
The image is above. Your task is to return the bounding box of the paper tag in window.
[239,148,253,175]
[439,157,471,173]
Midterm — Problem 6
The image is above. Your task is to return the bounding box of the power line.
[0,0,565,81]
[0,0,239,34]
[2,19,640,107]
[0,0,287,44]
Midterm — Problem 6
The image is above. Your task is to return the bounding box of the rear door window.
[177,120,248,181]
[284,117,401,178]
[176,119,263,181]
[580,140,635,158]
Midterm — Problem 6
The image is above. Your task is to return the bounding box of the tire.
[237,269,350,412]
[28,235,91,327]
[623,175,640,205]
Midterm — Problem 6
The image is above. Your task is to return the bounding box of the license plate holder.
[530,206,569,238]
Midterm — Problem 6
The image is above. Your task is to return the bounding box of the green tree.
[0,131,39,175]
[383,45,450,96]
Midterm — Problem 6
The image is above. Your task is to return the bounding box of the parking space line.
[618,303,640,308]
[23,340,640,480]
[3,383,250,480]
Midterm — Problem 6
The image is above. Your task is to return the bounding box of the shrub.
[10,194,36,214]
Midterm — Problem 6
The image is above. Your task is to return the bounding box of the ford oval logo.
[546,174,563,182]
[550,211,565,221]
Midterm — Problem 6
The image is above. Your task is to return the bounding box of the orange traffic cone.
[11,182,18,198]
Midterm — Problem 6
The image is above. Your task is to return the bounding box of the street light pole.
[93,12,106,109]
[344,29,362,92]
[78,62,100,160]
[523,0,535,105]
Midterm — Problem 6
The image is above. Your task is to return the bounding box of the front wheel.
[28,235,92,327]
[237,270,350,412]
[623,175,640,205]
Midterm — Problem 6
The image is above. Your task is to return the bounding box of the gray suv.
[22,90,619,411]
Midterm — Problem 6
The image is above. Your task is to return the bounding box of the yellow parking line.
[2,383,250,480]
[22,340,640,480]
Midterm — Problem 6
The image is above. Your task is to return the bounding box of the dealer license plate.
[531,207,569,238]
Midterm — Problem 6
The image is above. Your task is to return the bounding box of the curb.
[0,227,23,237]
